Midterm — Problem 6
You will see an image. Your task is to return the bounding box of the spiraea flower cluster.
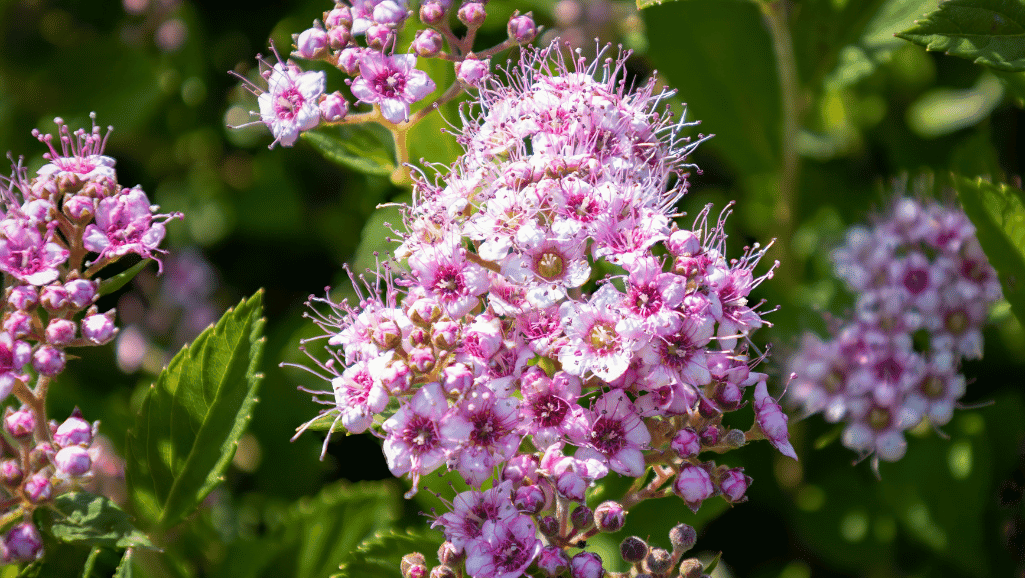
[236,0,538,149]
[787,193,1001,468]
[290,42,791,578]
[0,115,180,564]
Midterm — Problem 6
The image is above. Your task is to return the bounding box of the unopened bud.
[63,195,95,221]
[82,312,117,344]
[620,536,648,564]
[25,472,52,503]
[32,345,66,376]
[680,558,704,578]
[432,320,460,349]
[324,6,352,28]
[5,409,34,439]
[671,428,700,458]
[571,504,593,530]
[419,0,447,26]
[54,410,93,447]
[699,425,720,447]
[437,541,462,566]
[337,47,362,75]
[538,515,559,537]
[515,484,545,514]
[63,279,97,309]
[724,428,746,448]
[295,27,329,59]
[0,459,22,487]
[319,92,349,122]
[507,13,537,43]
[643,548,672,575]
[39,284,68,311]
[2,313,34,340]
[45,319,76,346]
[328,26,352,50]
[570,551,604,578]
[593,501,625,533]
[412,29,444,58]
[429,566,456,578]
[669,523,697,553]
[538,546,570,577]
[457,2,486,27]
[673,464,714,513]
[3,522,43,562]
[373,0,407,26]
[55,446,92,477]
[401,553,427,578]
[365,24,394,50]
[8,286,38,310]
[455,58,489,87]
[718,467,752,503]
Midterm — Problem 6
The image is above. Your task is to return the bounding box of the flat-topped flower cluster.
[0,115,180,564]
[293,43,792,578]
[787,194,1000,467]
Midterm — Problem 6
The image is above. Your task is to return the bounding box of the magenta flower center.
[532,394,568,427]
[402,415,439,455]
[374,71,406,98]
[469,410,503,446]
[434,265,466,297]
[590,416,627,455]
[903,269,928,294]
[275,87,304,121]
[629,284,661,316]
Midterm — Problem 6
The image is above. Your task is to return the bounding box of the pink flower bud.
[400,552,426,578]
[571,504,593,530]
[328,26,351,50]
[319,92,349,122]
[754,379,797,460]
[502,453,539,485]
[620,536,648,563]
[514,484,545,514]
[32,344,65,376]
[295,27,329,59]
[455,58,489,87]
[373,0,407,25]
[507,13,537,44]
[63,195,95,221]
[538,546,570,577]
[2,522,42,563]
[412,29,443,58]
[457,2,486,28]
[699,424,720,447]
[64,279,97,309]
[669,523,697,553]
[437,541,462,566]
[54,412,93,447]
[432,320,460,349]
[8,285,38,310]
[644,548,673,575]
[667,229,700,257]
[673,464,714,513]
[25,472,52,503]
[45,319,76,345]
[337,47,362,75]
[442,362,473,395]
[419,0,447,25]
[379,360,411,394]
[671,428,700,458]
[408,346,435,373]
[408,298,441,325]
[718,467,751,503]
[365,24,393,50]
[40,284,68,311]
[570,551,604,578]
[555,469,587,502]
[325,6,352,28]
[82,312,117,344]
[5,409,35,439]
[0,459,22,487]
[593,500,625,533]
[4,311,34,339]
[55,445,92,476]
[538,515,559,537]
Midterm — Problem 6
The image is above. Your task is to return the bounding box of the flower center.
[588,322,617,353]
[591,416,627,455]
[533,394,568,427]
[869,407,891,431]
[275,87,304,121]
[536,251,564,280]
[903,269,928,294]
[945,311,968,335]
[921,375,945,399]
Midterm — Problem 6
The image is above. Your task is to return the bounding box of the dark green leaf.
[333,528,440,578]
[97,260,152,297]
[954,177,1025,324]
[813,423,845,450]
[897,0,1025,72]
[302,124,396,177]
[42,493,154,550]
[994,69,1025,106]
[642,0,781,175]
[125,291,265,531]
[80,547,101,578]
[113,548,134,578]
[217,480,402,578]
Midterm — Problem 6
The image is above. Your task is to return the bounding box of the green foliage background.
[1,0,1024,576]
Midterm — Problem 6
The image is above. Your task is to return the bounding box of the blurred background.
[1,0,1024,576]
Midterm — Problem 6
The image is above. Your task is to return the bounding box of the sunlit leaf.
[333,528,440,578]
[97,260,152,297]
[897,0,1025,71]
[42,493,154,550]
[302,124,396,177]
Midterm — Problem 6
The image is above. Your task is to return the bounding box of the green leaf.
[80,547,101,578]
[897,0,1025,72]
[125,291,266,531]
[954,177,1025,324]
[302,124,396,177]
[216,480,402,578]
[333,528,440,578]
[636,0,674,9]
[642,0,781,175]
[42,493,154,550]
[113,548,134,578]
[703,551,722,574]
[97,260,152,297]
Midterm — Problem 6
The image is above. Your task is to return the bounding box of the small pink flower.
[382,383,458,496]
[465,515,541,578]
[754,378,797,460]
[0,219,69,286]
[576,389,650,477]
[82,187,181,269]
[350,52,435,124]
[257,61,325,147]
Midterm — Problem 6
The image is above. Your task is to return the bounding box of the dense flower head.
[787,191,1001,468]
[289,41,788,578]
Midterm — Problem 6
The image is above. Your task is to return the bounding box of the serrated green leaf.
[113,548,133,578]
[302,124,396,177]
[642,0,781,175]
[97,260,152,297]
[216,480,402,578]
[333,528,441,578]
[954,177,1025,324]
[897,0,1025,72]
[42,493,154,550]
[125,291,265,531]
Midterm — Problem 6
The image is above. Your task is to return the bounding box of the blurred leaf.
[704,551,723,574]
[113,549,134,578]
[302,124,396,177]
[994,69,1025,106]
[80,547,101,578]
[792,0,892,91]
[125,291,266,531]
[954,177,1025,325]
[906,72,1004,138]
[333,528,440,578]
[42,493,154,550]
[642,0,781,175]
[217,480,402,578]
[97,260,152,297]
[897,0,1025,71]
[636,0,676,9]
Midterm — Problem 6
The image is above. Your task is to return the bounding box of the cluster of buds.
[235,0,538,149]
[787,192,1001,468]
[0,115,180,563]
[290,42,793,578]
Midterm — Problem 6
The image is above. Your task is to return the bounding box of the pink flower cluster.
[0,115,179,564]
[292,43,789,578]
[787,195,1001,466]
